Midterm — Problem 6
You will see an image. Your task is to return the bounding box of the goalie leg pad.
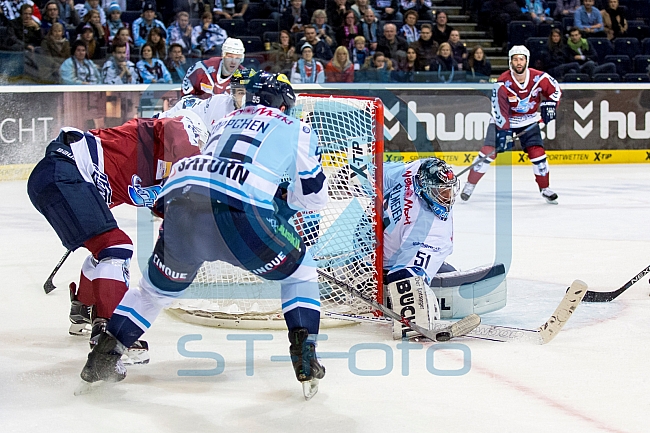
[387,276,440,340]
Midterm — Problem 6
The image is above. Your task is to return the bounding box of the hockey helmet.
[414,157,459,221]
[222,37,245,56]
[508,45,529,72]
[173,109,209,152]
[245,72,296,112]
[230,68,253,109]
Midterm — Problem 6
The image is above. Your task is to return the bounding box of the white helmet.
[508,45,530,72]
[174,109,209,151]
[222,37,245,56]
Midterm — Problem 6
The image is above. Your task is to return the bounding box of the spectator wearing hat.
[132,2,166,48]
[83,0,105,25]
[136,42,172,83]
[78,23,103,59]
[166,11,192,55]
[192,11,228,57]
[77,9,105,51]
[290,42,325,83]
[59,39,101,84]
[104,2,127,44]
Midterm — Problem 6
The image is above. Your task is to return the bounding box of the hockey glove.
[540,100,557,125]
[495,129,513,153]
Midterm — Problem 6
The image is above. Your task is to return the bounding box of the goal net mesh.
[168,95,383,327]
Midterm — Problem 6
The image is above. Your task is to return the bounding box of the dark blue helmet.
[414,158,459,221]
[245,72,296,111]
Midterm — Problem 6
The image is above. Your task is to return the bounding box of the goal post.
[167,94,385,329]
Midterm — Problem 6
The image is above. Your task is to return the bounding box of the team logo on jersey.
[128,175,161,208]
[92,165,113,205]
[513,96,536,114]
[302,125,310,134]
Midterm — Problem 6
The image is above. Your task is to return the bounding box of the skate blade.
[68,323,91,336]
[122,351,150,365]
[302,378,319,401]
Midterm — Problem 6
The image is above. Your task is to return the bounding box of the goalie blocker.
[387,264,506,339]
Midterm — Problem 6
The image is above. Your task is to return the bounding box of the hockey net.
[167,94,384,329]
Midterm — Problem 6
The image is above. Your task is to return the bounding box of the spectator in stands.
[565,26,617,76]
[104,2,126,44]
[53,0,79,27]
[165,42,192,83]
[373,0,402,22]
[399,10,420,43]
[413,22,438,68]
[8,4,42,51]
[399,0,434,21]
[377,22,408,62]
[77,24,102,60]
[77,9,105,52]
[554,0,580,20]
[280,0,309,33]
[40,22,69,82]
[112,27,134,61]
[463,45,492,82]
[59,39,101,84]
[541,28,580,80]
[213,0,249,20]
[337,9,360,50]
[327,0,350,29]
[351,35,370,70]
[359,7,379,52]
[298,24,334,62]
[355,50,393,82]
[147,26,167,59]
[290,42,326,83]
[2,0,41,23]
[268,29,296,73]
[191,11,228,57]
[601,0,627,41]
[432,11,454,46]
[351,0,376,21]
[41,1,67,39]
[83,0,105,25]
[448,29,467,66]
[311,9,336,48]
[166,11,192,55]
[101,40,140,84]
[429,42,458,82]
[523,0,553,24]
[392,44,424,81]
[325,45,355,82]
[485,0,525,51]
[574,0,606,37]
[136,42,172,83]
[132,2,166,48]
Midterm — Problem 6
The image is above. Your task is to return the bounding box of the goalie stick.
[316,269,481,342]
[322,279,588,344]
[43,250,71,294]
[582,264,650,302]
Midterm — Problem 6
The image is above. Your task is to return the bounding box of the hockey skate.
[460,183,475,201]
[289,328,325,401]
[90,318,150,365]
[69,283,92,336]
[76,331,127,395]
[540,188,558,204]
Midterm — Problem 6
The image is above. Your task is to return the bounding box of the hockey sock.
[527,145,550,189]
[75,255,97,307]
[467,145,496,185]
[281,256,321,335]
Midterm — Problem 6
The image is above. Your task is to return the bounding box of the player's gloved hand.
[495,129,513,153]
[540,100,557,124]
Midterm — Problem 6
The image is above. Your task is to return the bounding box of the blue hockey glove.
[495,129,513,153]
[540,101,557,125]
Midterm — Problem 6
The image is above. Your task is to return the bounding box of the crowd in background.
[0,0,649,84]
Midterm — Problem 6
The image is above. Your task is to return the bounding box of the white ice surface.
[1,164,650,433]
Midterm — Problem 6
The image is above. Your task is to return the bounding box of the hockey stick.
[582,264,650,302]
[317,269,481,341]
[43,250,71,294]
[456,121,543,177]
[321,272,587,344]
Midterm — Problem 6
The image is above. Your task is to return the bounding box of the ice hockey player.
[460,45,562,204]
[77,72,329,400]
[181,37,246,98]
[27,113,208,363]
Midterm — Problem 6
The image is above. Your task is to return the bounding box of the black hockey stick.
[456,121,543,177]
[316,269,480,341]
[43,250,71,294]
[582,264,650,302]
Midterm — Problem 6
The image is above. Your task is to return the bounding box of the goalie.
[383,157,506,338]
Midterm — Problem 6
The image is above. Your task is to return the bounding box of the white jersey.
[159,94,235,133]
[159,104,328,213]
[383,160,454,284]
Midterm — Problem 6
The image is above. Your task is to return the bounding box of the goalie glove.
[495,129,513,153]
[540,100,557,125]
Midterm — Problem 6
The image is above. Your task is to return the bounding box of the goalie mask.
[414,158,459,221]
